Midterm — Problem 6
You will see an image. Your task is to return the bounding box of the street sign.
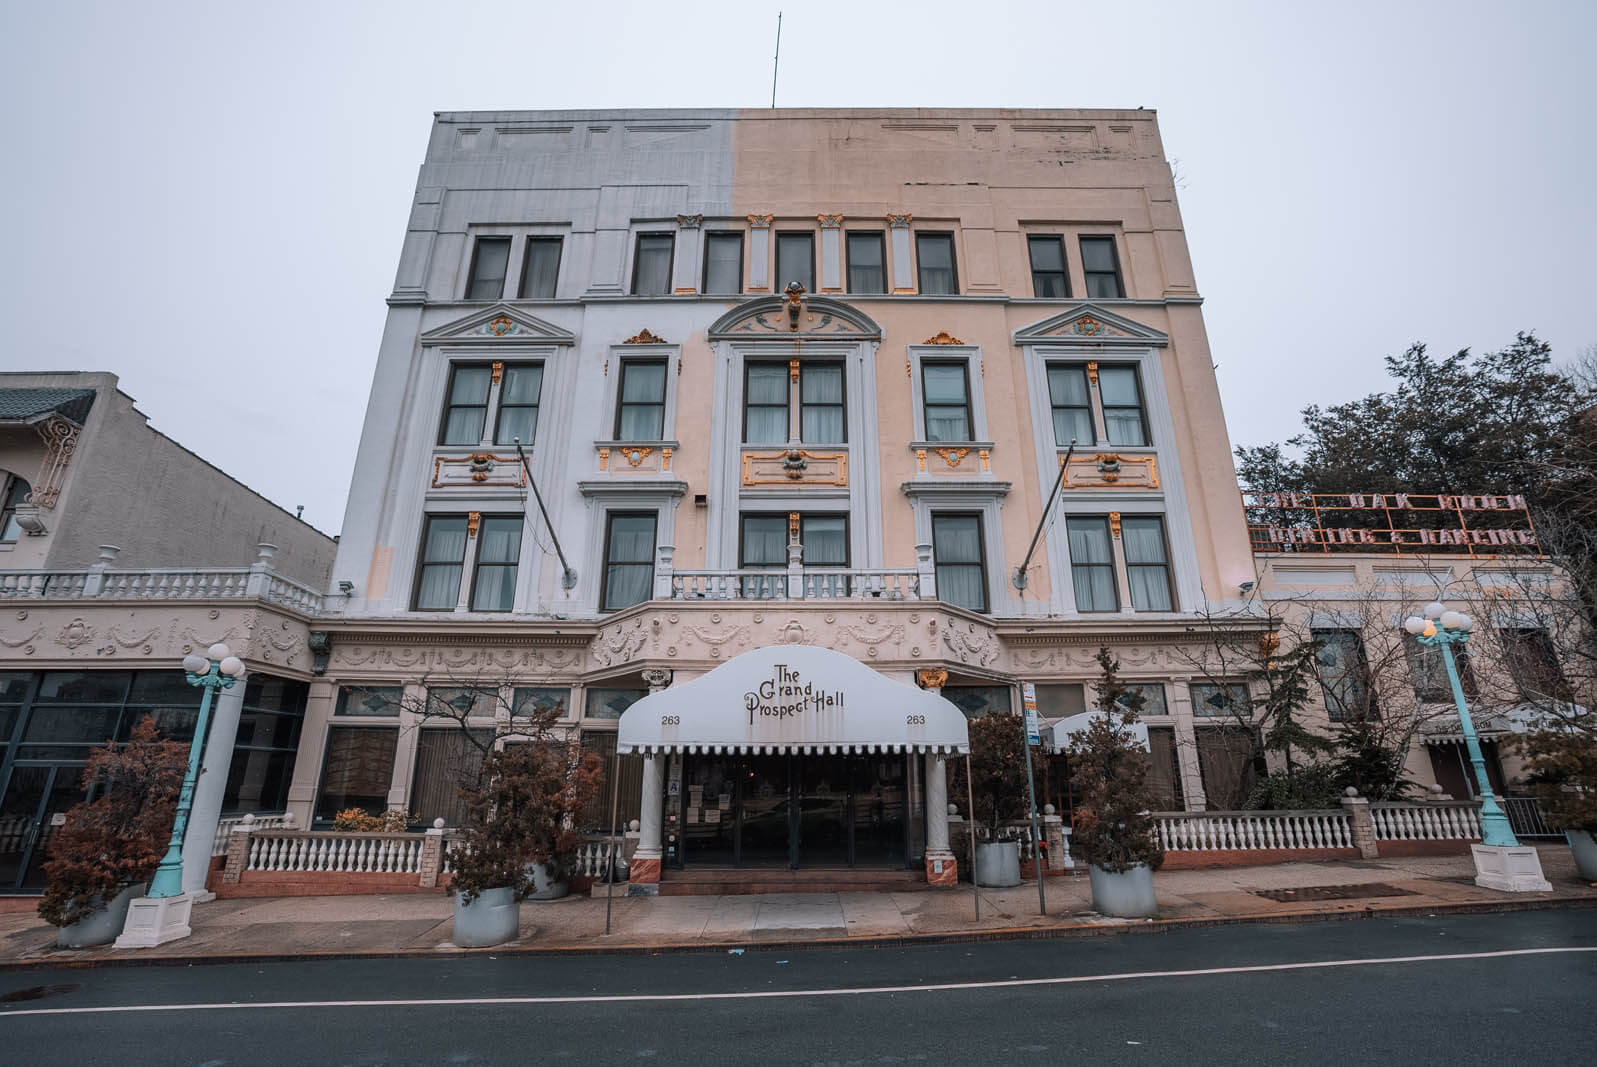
[1021,682,1041,745]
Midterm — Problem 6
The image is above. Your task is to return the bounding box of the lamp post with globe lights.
[116,643,247,947]
[1403,602,1550,892]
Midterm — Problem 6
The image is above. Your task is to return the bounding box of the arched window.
[1,473,31,542]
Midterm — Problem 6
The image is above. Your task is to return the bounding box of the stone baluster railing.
[1155,810,1355,852]
[1370,801,1483,841]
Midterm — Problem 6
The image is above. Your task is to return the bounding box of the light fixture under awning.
[617,645,970,756]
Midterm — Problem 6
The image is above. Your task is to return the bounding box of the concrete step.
[658,867,926,896]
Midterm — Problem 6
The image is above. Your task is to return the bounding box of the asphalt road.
[3,910,1594,1066]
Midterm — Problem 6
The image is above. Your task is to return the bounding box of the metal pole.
[771,12,782,107]
[1436,634,1518,847]
[964,752,979,922]
[1022,723,1046,916]
[514,439,577,589]
[603,743,623,935]
[150,666,228,898]
[1013,443,1075,590]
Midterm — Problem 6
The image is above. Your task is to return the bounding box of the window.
[585,688,646,720]
[1146,726,1184,810]
[579,731,643,830]
[1122,516,1174,611]
[703,232,744,295]
[1499,628,1571,701]
[615,359,667,439]
[916,232,958,294]
[847,231,886,293]
[932,513,987,612]
[1196,726,1257,810]
[439,364,492,446]
[1189,682,1251,719]
[413,516,468,611]
[518,237,562,298]
[335,685,403,717]
[1313,630,1376,721]
[1079,235,1124,298]
[798,514,847,566]
[427,686,498,719]
[921,361,973,442]
[601,512,656,612]
[314,726,398,822]
[775,231,814,293]
[223,674,308,814]
[513,687,570,720]
[800,363,845,442]
[943,686,1012,719]
[411,728,493,826]
[1067,517,1118,612]
[738,513,848,597]
[743,364,789,444]
[1,474,29,542]
[1404,633,1477,701]
[1035,684,1086,720]
[1126,683,1170,717]
[1028,236,1070,298]
[739,514,786,572]
[1098,366,1149,446]
[1047,365,1094,446]
[466,236,511,300]
[494,364,543,446]
[470,517,522,611]
[632,233,674,295]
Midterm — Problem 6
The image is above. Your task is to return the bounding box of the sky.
[2,0,1592,536]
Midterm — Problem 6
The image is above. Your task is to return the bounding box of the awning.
[617,644,969,756]
[1042,710,1150,754]
[1419,703,1545,746]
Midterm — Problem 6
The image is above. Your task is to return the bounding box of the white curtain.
[618,363,666,439]
[1099,367,1146,446]
[520,240,561,298]
[604,515,656,610]
[416,520,468,610]
[800,365,844,442]
[704,234,742,295]
[1068,519,1116,611]
[802,517,846,565]
[742,517,786,566]
[744,365,789,443]
[922,364,970,442]
[494,365,542,445]
[1048,366,1094,445]
[442,367,491,445]
[1122,517,1172,611]
[933,517,985,610]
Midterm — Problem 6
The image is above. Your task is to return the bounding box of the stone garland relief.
[331,645,585,673]
[939,616,1001,667]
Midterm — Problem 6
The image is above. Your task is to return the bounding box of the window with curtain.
[1047,364,1094,446]
[775,231,814,292]
[439,364,492,446]
[410,728,493,827]
[313,726,398,822]
[932,513,987,612]
[1098,366,1148,446]
[632,233,674,295]
[738,514,787,599]
[414,516,468,611]
[1122,516,1173,611]
[493,363,543,446]
[743,363,789,444]
[602,512,656,612]
[846,231,886,293]
[615,360,667,439]
[1499,628,1572,700]
[578,730,643,830]
[0,474,30,542]
[336,685,403,717]
[1404,633,1477,701]
[942,686,1011,719]
[915,232,958,294]
[1079,235,1124,298]
[1195,726,1257,810]
[1028,235,1070,298]
[1067,517,1117,612]
[518,237,562,298]
[466,236,511,300]
[800,363,845,442]
[921,361,973,442]
[1146,726,1184,810]
[1313,629,1377,722]
[1190,682,1251,719]
[703,232,743,295]
[470,516,522,611]
[800,515,848,567]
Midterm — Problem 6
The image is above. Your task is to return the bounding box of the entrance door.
[850,756,908,867]
[797,755,849,866]
[0,765,83,891]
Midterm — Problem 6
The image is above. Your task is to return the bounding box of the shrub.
[1245,763,1343,810]
[1519,718,1597,833]
[1067,648,1164,873]
[331,808,412,832]
[962,713,1040,835]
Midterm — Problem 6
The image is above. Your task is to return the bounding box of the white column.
[672,214,702,294]
[1169,683,1208,811]
[747,215,773,291]
[180,682,247,900]
[888,215,914,292]
[819,215,843,291]
[924,753,951,854]
[636,755,664,860]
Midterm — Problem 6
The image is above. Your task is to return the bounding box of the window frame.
[1045,362,1096,446]
[0,473,30,543]
[775,230,816,294]
[465,236,513,300]
[931,511,989,613]
[1079,234,1125,299]
[1121,515,1175,612]
[920,359,974,443]
[846,230,887,294]
[702,231,745,296]
[517,236,563,299]
[1189,681,1252,720]
[631,232,676,296]
[412,514,470,612]
[312,724,399,824]
[468,516,523,612]
[1097,363,1151,447]
[437,363,494,447]
[1312,628,1378,722]
[1066,516,1120,613]
[600,511,658,613]
[490,362,544,447]
[742,362,790,445]
[614,357,669,441]
[1027,235,1071,298]
[915,231,959,295]
[799,360,847,444]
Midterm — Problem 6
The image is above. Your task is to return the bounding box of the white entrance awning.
[617,645,969,756]
[1042,710,1150,754]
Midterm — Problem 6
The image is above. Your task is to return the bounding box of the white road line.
[4,946,1593,1018]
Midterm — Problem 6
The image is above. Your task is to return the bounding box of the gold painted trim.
[916,668,947,690]
[467,511,482,538]
[662,446,673,472]
[491,361,504,384]
[624,328,666,345]
[979,448,990,472]
[431,454,528,489]
[598,448,610,471]
[818,213,844,228]
[915,448,927,473]
[740,449,849,487]
[922,331,964,345]
[1086,360,1099,385]
[747,213,774,228]
[932,446,971,469]
[621,446,654,468]
[1108,512,1122,539]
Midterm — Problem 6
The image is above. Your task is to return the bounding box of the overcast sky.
[3,0,1592,536]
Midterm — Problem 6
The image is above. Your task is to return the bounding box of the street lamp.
[147,643,247,898]
[1402,602,1550,892]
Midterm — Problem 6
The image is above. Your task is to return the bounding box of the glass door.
[797,755,850,866]
[738,756,793,868]
[851,755,908,867]
[0,765,82,891]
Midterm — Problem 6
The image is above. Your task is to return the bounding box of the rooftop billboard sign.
[1242,491,1539,556]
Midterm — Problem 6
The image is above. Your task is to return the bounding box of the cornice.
[315,621,596,647]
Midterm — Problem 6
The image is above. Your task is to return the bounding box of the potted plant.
[38,717,187,947]
[1067,648,1165,917]
[963,712,1038,887]
[447,737,602,947]
[1519,716,1597,881]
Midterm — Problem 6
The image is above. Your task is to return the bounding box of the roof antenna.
[771,12,782,107]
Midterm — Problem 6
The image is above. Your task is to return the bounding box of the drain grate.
[0,983,81,1003]
[1251,882,1418,903]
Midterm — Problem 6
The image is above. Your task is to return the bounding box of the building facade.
[300,108,1267,887]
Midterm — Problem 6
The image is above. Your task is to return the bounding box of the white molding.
[906,344,988,443]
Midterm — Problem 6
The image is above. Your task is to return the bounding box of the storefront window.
[942,685,1012,719]
[314,727,398,822]
[586,688,646,720]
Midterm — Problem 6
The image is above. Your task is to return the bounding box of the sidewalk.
[3,845,1593,968]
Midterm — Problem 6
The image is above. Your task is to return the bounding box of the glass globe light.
[1439,610,1464,630]
[207,642,231,661]
[1458,614,1475,631]
[1422,622,1437,637]
[219,656,246,678]
[1423,602,1446,620]
[182,654,209,674]
[1403,616,1428,635]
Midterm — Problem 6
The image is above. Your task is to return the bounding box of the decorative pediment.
[420,304,577,346]
[1012,304,1168,347]
[708,294,881,341]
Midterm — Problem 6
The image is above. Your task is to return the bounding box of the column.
[747,214,773,292]
[630,668,673,887]
[180,682,247,900]
[1168,682,1208,811]
[672,214,702,294]
[818,214,843,291]
[888,214,914,293]
[917,667,957,886]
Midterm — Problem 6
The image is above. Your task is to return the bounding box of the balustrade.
[1155,810,1354,852]
[1370,802,1483,841]
[671,568,920,601]
[0,566,323,612]
[244,831,425,875]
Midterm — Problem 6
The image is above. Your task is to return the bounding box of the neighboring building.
[304,108,1265,887]
[0,371,335,894]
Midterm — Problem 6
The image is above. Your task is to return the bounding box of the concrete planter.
[974,840,1021,887]
[56,882,145,948]
[452,887,519,947]
[1567,829,1597,881]
[1088,863,1158,918]
[525,860,570,901]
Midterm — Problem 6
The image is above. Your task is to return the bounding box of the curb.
[3,894,1594,972]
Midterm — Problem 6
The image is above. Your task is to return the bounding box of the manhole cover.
[1252,882,1418,902]
[0,983,81,1003]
